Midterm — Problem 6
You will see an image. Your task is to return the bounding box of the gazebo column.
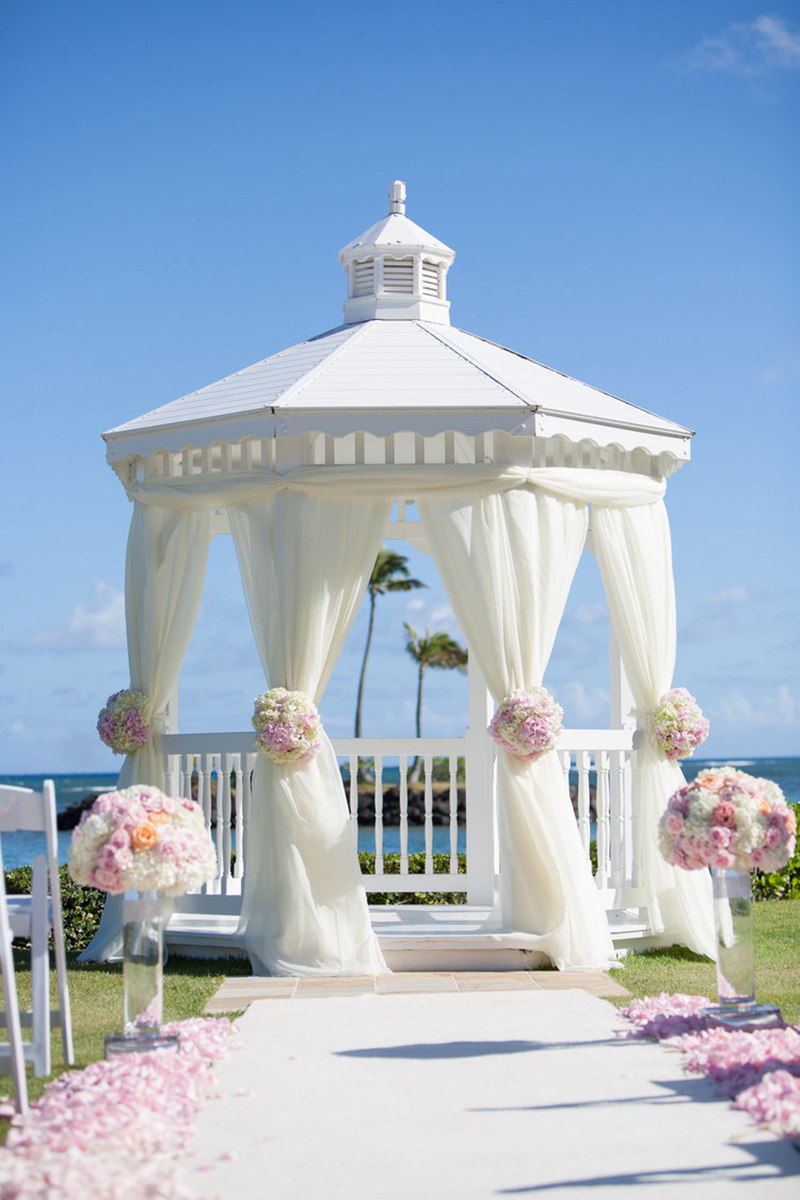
[465,659,497,907]
[609,623,636,729]
[608,623,638,901]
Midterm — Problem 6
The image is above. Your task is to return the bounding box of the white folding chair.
[0,837,29,1115]
[0,781,74,1076]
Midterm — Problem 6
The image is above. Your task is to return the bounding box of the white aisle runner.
[186,989,799,1199]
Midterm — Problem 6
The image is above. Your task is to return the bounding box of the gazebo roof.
[104,182,693,470]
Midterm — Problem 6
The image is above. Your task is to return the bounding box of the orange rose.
[148,811,169,825]
[131,821,159,850]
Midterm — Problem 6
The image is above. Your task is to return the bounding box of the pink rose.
[665,812,684,835]
[712,801,738,829]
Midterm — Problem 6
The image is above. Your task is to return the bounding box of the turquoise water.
[2,757,798,871]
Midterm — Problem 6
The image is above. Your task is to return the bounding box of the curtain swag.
[129,465,666,511]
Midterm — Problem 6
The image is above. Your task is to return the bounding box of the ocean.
[1,757,798,872]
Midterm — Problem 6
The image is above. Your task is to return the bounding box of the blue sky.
[1,1,798,773]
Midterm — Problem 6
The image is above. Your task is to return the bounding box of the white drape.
[591,503,716,957]
[418,488,617,969]
[80,503,211,962]
[129,464,666,509]
[119,503,212,790]
[229,491,391,976]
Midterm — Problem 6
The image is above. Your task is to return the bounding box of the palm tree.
[354,548,425,738]
[404,623,468,780]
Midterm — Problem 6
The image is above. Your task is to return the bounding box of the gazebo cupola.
[339,181,455,325]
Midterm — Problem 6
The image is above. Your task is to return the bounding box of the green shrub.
[430,756,466,782]
[360,850,467,904]
[4,865,106,954]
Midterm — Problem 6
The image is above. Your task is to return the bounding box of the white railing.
[556,729,638,896]
[162,728,640,908]
[161,733,468,898]
[334,737,466,893]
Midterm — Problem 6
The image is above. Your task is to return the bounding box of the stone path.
[203,969,631,1012]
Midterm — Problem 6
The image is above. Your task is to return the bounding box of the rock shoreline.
[57,782,596,830]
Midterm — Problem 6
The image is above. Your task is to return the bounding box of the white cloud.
[402,596,459,635]
[702,586,754,609]
[556,681,610,724]
[23,582,126,652]
[682,585,758,641]
[763,351,800,384]
[714,684,797,728]
[563,602,607,629]
[680,15,800,77]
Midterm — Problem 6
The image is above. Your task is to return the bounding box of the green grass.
[612,898,800,1025]
[0,950,249,1120]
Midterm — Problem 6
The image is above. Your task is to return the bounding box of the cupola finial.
[338,183,455,325]
[388,180,406,215]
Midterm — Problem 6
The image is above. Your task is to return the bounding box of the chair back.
[0,779,57,841]
[0,779,74,1076]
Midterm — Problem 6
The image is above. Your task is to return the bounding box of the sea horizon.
[2,755,798,872]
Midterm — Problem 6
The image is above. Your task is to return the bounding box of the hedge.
[5,804,797,952]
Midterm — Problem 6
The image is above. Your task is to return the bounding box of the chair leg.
[0,946,29,1117]
[49,873,74,1066]
[30,856,51,1077]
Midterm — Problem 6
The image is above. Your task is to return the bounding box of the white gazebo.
[87,181,715,972]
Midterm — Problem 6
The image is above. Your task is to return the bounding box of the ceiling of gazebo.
[103,318,692,465]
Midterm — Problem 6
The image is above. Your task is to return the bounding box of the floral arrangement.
[658,766,797,873]
[252,687,323,765]
[487,687,564,762]
[652,687,710,760]
[69,785,217,895]
[97,689,152,756]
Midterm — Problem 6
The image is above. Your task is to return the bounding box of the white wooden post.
[466,658,496,907]
[609,620,638,896]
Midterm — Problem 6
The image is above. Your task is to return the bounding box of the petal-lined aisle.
[0,1019,240,1200]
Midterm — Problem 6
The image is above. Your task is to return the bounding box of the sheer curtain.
[419,487,616,970]
[592,501,715,957]
[229,490,391,976]
[80,502,211,962]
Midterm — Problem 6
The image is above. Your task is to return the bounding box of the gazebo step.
[165,903,655,966]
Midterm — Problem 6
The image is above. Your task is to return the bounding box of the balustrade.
[162,728,639,907]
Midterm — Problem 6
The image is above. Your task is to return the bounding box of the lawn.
[612,897,800,1025]
[2,899,797,1133]
[0,950,250,1117]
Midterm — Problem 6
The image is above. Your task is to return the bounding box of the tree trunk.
[354,592,376,738]
[409,663,426,783]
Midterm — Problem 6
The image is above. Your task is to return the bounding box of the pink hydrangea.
[488,688,563,762]
[252,687,323,766]
[652,687,709,761]
[96,689,152,756]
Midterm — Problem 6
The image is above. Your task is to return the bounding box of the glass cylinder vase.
[706,868,781,1029]
[104,890,180,1058]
